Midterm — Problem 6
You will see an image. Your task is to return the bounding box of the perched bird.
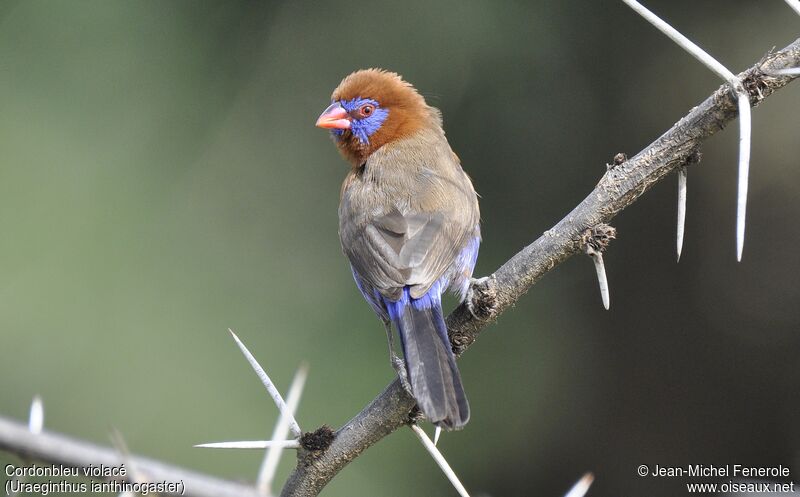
[316,69,480,430]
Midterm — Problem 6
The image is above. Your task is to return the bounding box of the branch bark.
[280,38,800,497]
[0,38,797,497]
[0,416,260,497]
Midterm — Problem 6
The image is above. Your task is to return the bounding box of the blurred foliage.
[0,1,798,496]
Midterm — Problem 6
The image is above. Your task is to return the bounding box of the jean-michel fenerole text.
[650,464,791,478]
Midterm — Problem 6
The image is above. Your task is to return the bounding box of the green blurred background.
[1,1,798,496]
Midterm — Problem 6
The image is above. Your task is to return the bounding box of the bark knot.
[300,426,335,458]
[581,224,617,255]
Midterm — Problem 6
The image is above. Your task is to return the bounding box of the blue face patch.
[333,97,389,145]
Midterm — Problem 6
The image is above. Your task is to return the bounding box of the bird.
[315,69,481,430]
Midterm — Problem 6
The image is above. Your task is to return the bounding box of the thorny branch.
[0,416,260,497]
[0,38,797,497]
[279,38,800,497]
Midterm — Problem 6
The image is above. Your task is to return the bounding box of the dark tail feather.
[396,302,470,430]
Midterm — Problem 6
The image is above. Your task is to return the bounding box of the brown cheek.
[368,111,422,154]
[393,110,425,140]
[336,133,369,166]
[365,129,388,156]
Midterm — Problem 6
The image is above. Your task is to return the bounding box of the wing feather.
[338,129,479,301]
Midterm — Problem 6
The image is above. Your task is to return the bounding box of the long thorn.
[28,396,43,434]
[735,90,751,262]
[433,426,442,446]
[772,67,800,75]
[676,167,687,261]
[410,424,471,497]
[591,253,610,310]
[10,397,45,497]
[564,473,595,497]
[620,0,751,261]
[109,428,147,485]
[257,362,309,496]
[228,329,302,438]
[620,0,737,82]
[785,0,800,16]
[195,440,300,449]
[109,428,131,459]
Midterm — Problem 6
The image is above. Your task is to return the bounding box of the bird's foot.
[391,354,413,395]
[466,275,498,321]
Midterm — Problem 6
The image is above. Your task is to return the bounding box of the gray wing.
[339,126,480,302]
[343,206,474,301]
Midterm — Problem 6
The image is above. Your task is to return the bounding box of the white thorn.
[28,396,43,434]
[433,426,442,446]
[109,428,131,457]
[735,89,751,262]
[620,0,737,83]
[591,253,610,310]
[676,167,687,262]
[619,0,751,262]
[410,424,471,497]
[784,0,800,16]
[564,473,595,497]
[195,440,300,449]
[109,428,147,485]
[257,362,309,497]
[228,329,302,439]
[6,397,43,497]
[771,67,800,75]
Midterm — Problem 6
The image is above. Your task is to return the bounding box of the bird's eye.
[358,104,374,117]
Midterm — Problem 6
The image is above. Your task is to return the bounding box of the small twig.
[563,473,595,497]
[409,424,471,497]
[229,329,302,439]
[195,440,301,450]
[257,363,309,497]
[620,0,752,261]
[676,167,687,261]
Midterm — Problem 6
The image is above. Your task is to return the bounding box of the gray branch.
[0,38,797,497]
[0,416,260,497]
[280,38,800,497]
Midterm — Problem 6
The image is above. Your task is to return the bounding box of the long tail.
[395,299,470,430]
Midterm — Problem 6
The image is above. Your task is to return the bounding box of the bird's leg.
[384,321,412,395]
[466,275,498,321]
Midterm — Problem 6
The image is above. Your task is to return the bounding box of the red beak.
[315,102,351,130]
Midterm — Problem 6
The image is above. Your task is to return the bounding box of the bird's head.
[316,69,430,166]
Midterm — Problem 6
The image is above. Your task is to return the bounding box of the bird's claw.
[466,275,498,321]
[391,354,413,395]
